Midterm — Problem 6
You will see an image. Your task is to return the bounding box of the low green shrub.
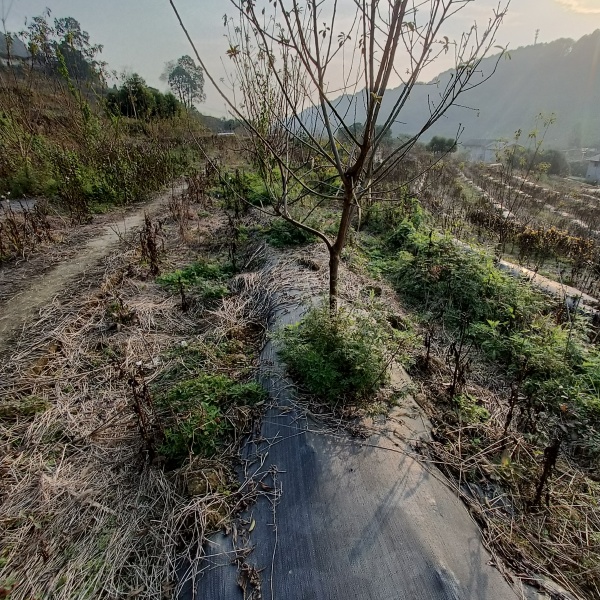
[473,313,585,382]
[564,353,600,461]
[385,220,417,250]
[216,170,273,209]
[379,217,600,454]
[276,305,389,404]
[2,128,181,214]
[241,171,271,206]
[363,194,423,235]
[391,227,543,329]
[5,166,42,197]
[156,374,266,464]
[50,141,176,213]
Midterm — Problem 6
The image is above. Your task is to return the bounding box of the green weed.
[156,374,266,465]
[455,393,490,423]
[157,259,233,303]
[213,169,275,212]
[363,195,423,235]
[158,260,233,288]
[276,305,390,404]
[266,218,317,248]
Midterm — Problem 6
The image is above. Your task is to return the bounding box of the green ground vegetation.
[0,13,205,223]
[157,259,233,304]
[276,304,392,405]
[357,199,600,465]
[155,373,266,465]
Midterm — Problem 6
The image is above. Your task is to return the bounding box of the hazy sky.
[2,0,600,116]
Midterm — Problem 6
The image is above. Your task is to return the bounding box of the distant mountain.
[0,35,30,59]
[305,30,600,149]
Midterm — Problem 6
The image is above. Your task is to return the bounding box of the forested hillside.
[317,30,600,148]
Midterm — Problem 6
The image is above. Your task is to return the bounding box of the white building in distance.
[587,154,600,183]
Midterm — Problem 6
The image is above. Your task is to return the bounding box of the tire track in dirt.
[0,187,180,353]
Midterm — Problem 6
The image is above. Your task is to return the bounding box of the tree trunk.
[329,190,355,312]
[329,250,340,312]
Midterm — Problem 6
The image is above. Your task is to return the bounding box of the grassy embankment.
[0,64,209,263]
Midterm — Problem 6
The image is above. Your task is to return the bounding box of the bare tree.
[170,0,509,310]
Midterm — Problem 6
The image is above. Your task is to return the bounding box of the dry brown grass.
[0,207,278,598]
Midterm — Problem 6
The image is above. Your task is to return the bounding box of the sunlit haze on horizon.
[2,0,600,116]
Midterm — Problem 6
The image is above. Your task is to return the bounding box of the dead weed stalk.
[0,200,54,261]
[139,214,164,276]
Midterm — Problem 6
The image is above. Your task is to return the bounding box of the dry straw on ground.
[0,213,287,598]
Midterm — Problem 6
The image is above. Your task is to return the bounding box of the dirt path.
[0,186,180,352]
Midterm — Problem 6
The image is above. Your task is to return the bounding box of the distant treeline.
[105,74,181,120]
